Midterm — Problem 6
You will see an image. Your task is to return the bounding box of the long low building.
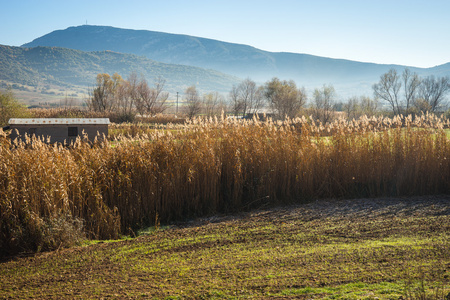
[8,118,110,144]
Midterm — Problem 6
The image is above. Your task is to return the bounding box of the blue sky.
[1,0,449,68]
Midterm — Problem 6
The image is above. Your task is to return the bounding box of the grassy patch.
[1,197,449,299]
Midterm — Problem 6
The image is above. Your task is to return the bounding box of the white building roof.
[9,118,110,125]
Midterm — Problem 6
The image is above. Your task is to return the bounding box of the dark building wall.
[10,124,108,144]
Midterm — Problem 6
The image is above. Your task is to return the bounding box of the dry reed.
[1,113,449,256]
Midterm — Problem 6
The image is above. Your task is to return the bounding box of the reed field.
[1,113,450,257]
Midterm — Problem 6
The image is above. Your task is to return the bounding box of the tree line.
[87,72,169,122]
[75,69,450,122]
[86,72,339,122]
[1,68,448,128]
[179,78,337,122]
[372,68,450,115]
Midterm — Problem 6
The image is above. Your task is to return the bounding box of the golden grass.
[1,113,449,256]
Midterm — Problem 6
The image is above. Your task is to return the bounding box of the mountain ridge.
[21,25,450,97]
[22,25,278,79]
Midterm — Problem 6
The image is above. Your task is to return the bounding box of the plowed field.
[1,196,449,299]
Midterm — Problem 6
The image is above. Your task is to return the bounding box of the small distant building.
[243,113,275,121]
[8,118,110,144]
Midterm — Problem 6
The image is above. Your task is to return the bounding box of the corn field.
[1,114,449,256]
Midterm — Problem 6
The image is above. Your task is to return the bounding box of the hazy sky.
[2,0,449,68]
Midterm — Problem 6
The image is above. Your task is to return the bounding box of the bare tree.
[135,76,169,116]
[264,77,306,119]
[203,92,224,117]
[151,76,169,114]
[239,78,264,116]
[402,68,421,113]
[373,69,402,115]
[417,75,450,112]
[343,96,359,120]
[184,85,202,119]
[237,79,252,116]
[359,96,379,117]
[216,94,228,116]
[135,79,151,115]
[229,85,244,116]
[312,84,336,123]
[249,86,265,115]
[117,73,137,117]
[342,96,379,119]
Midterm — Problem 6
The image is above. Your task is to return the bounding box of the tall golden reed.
[0,113,449,256]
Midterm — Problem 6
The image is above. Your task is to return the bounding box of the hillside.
[22,25,450,96]
[0,44,241,100]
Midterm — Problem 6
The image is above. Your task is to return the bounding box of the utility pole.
[176,92,179,115]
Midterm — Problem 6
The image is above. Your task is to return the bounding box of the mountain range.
[3,25,450,102]
[0,44,240,94]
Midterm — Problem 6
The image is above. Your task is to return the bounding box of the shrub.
[0,89,31,127]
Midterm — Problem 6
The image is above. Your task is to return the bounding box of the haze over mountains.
[0,44,239,94]
[3,25,450,101]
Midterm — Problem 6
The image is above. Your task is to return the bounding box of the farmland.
[1,196,449,299]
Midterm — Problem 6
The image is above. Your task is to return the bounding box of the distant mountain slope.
[22,25,450,97]
[22,25,277,78]
[0,44,241,93]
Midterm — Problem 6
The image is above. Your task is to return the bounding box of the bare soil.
[1,195,449,299]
